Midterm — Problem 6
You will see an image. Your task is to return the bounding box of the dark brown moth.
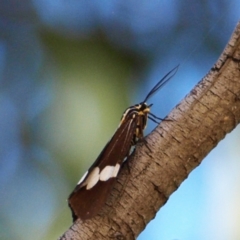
[68,66,178,221]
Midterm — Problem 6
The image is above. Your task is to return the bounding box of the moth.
[68,66,178,221]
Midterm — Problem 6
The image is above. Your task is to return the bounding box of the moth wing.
[68,117,137,221]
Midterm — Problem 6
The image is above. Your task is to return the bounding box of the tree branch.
[59,21,240,240]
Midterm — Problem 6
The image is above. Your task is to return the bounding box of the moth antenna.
[143,65,179,103]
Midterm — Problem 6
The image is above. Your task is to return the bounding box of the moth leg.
[135,135,152,153]
[126,159,131,174]
[141,138,152,153]
[149,112,173,122]
[124,145,136,174]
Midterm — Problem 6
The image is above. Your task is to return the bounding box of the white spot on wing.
[100,166,115,181]
[77,171,88,185]
[100,164,121,181]
[77,164,121,190]
[85,167,100,190]
[113,163,120,177]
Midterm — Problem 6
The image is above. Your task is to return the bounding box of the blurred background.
[1,1,240,240]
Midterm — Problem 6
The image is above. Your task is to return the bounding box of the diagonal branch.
[59,21,240,240]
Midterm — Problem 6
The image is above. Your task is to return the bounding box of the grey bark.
[59,21,240,240]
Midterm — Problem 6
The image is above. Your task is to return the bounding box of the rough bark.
[59,21,240,240]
